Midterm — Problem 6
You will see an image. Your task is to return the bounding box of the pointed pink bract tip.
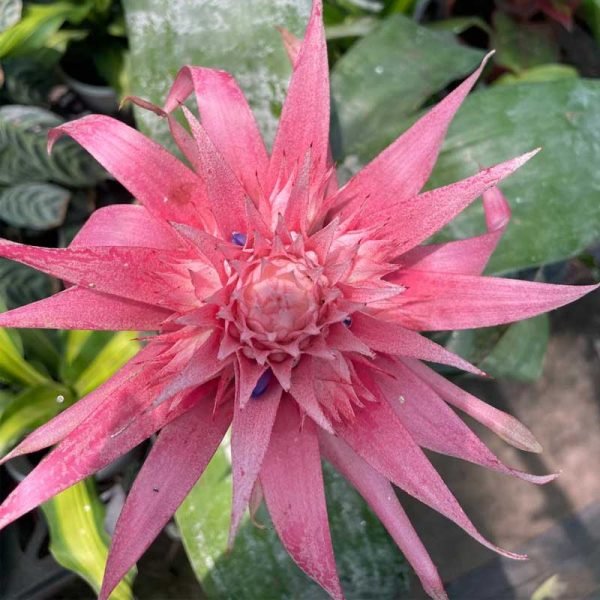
[512,147,542,170]
[481,49,496,68]
[47,127,62,154]
[429,589,450,600]
[495,416,543,453]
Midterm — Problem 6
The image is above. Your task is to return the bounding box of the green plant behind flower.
[0,304,139,599]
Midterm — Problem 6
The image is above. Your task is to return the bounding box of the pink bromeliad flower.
[0,2,596,598]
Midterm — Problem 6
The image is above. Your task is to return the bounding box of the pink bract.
[0,2,596,599]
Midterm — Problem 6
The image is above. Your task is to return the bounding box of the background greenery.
[0,0,598,598]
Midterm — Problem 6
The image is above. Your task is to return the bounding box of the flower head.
[0,2,596,599]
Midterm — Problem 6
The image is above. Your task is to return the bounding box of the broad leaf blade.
[176,447,408,599]
[445,315,550,382]
[122,0,311,147]
[330,13,484,163]
[492,12,559,74]
[428,79,600,274]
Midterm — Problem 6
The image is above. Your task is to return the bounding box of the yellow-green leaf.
[41,478,135,600]
[0,384,70,455]
[72,331,139,397]
[0,1,92,58]
[0,326,50,387]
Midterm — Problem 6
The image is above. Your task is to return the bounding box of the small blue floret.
[232,232,247,246]
[251,369,272,398]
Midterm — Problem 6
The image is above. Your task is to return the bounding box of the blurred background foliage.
[0,0,598,598]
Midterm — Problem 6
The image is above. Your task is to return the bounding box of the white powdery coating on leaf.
[124,0,312,147]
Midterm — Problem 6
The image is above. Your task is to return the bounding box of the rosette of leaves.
[119,2,600,592]
[0,304,140,600]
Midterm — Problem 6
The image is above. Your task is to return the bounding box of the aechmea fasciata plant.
[0,2,596,599]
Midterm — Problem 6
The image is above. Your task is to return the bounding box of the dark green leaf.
[176,447,408,600]
[93,44,127,95]
[0,105,106,186]
[19,328,62,376]
[385,0,417,14]
[427,79,600,274]
[492,12,560,74]
[330,13,484,163]
[580,0,600,41]
[123,0,312,148]
[0,182,70,230]
[428,16,492,36]
[0,56,57,106]
[0,258,57,308]
[445,315,549,382]
[495,63,578,86]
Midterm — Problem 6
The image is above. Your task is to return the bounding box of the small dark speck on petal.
[153,487,160,493]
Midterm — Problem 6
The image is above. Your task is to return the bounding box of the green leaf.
[41,478,135,600]
[428,16,492,36]
[445,315,550,382]
[0,104,106,187]
[44,27,88,53]
[0,55,57,106]
[326,16,378,40]
[0,384,70,455]
[580,0,600,41]
[495,63,578,86]
[0,258,57,309]
[19,328,62,376]
[0,315,50,387]
[93,44,128,96]
[0,2,92,58]
[61,329,114,385]
[385,0,417,14]
[122,0,311,148]
[176,447,409,599]
[427,79,600,274]
[0,182,70,230]
[68,330,140,397]
[330,13,484,163]
[492,12,560,74]
[0,0,22,33]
